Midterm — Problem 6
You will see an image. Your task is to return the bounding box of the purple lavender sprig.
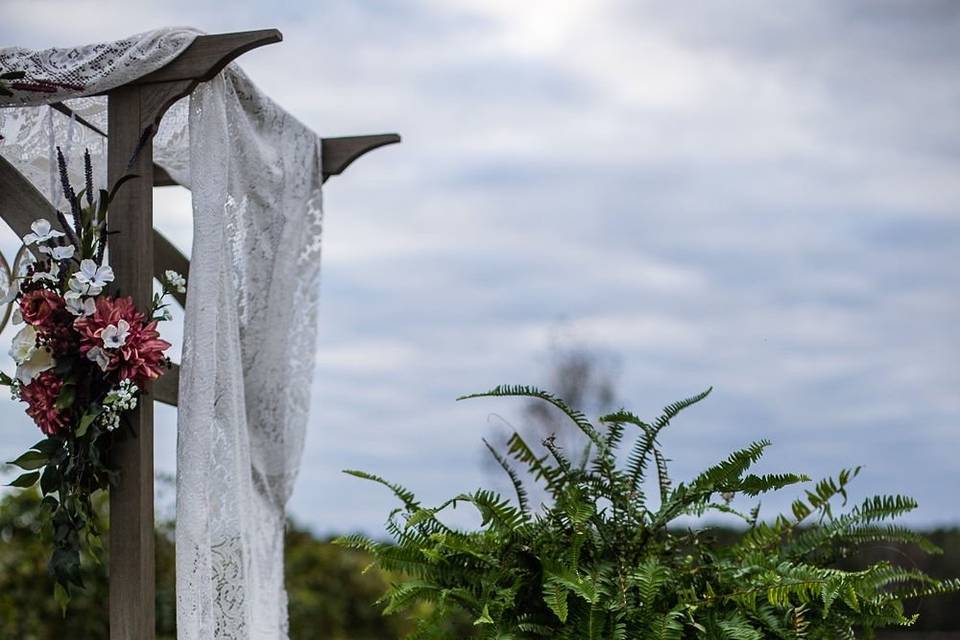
[84,149,94,208]
[55,147,83,248]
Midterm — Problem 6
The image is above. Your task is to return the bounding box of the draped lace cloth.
[0,28,323,639]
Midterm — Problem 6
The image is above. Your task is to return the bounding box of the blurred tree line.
[0,487,471,639]
[2,486,958,638]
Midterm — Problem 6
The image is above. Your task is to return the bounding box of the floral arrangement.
[3,149,182,607]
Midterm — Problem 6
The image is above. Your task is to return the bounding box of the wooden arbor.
[0,29,399,639]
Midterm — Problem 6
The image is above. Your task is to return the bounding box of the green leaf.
[31,438,62,456]
[7,449,48,470]
[54,582,70,616]
[75,410,100,438]
[40,464,61,495]
[7,470,40,487]
[473,604,494,625]
[54,384,76,410]
[0,371,13,386]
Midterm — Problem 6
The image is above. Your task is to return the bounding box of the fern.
[339,386,958,639]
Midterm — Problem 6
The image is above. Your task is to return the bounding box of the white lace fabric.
[1,29,323,640]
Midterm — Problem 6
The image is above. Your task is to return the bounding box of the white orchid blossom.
[16,348,54,384]
[9,325,38,364]
[74,259,114,290]
[86,346,110,372]
[9,325,54,383]
[100,319,130,349]
[39,244,76,260]
[69,275,100,296]
[64,291,96,317]
[22,219,66,245]
[11,307,22,325]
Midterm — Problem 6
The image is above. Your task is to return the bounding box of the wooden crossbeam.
[52,100,401,187]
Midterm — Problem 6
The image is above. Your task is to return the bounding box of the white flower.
[69,275,100,296]
[23,219,65,245]
[64,291,96,317]
[104,379,138,412]
[31,261,59,283]
[8,325,61,384]
[11,307,22,325]
[164,270,187,294]
[16,347,54,384]
[9,325,38,364]
[39,244,76,260]
[16,251,36,277]
[86,346,110,372]
[100,319,130,349]
[10,325,55,384]
[74,259,114,291]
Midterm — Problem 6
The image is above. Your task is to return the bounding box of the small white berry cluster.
[100,379,139,432]
[163,270,187,294]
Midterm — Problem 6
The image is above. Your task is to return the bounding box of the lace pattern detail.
[0,30,323,640]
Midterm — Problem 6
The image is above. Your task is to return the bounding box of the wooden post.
[107,83,156,640]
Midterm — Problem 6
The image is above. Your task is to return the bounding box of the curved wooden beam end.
[136,29,283,85]
[322,133,402,180]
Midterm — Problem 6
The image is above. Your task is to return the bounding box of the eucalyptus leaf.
[75,411,100,438]
[40,464,61,495]
[7,470,40,487]
[7,449,48,470]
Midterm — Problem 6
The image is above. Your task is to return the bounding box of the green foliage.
[0,486,470,639]
[342,386,959,639]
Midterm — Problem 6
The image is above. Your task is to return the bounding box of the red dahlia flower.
[74,296,171,386]
[20,371,69,436]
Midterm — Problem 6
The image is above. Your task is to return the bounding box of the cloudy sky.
[1,1,959,534]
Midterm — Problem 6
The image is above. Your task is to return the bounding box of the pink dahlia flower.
[74,296,171,386]
[20,371,69,436]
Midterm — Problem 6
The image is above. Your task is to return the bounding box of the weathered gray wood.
[0,155,55,239]
[321,133,402,180]
[153,362,179,407]
[134,30,282,85]
[152,164,177,187]
[107,84,156,640]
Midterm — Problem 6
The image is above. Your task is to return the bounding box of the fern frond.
[458,385,604,448]
[652,387,713,431]
[343,469,420,511]
[483,437,530,513]
[733,473,810,496]
[653,448,672,503]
